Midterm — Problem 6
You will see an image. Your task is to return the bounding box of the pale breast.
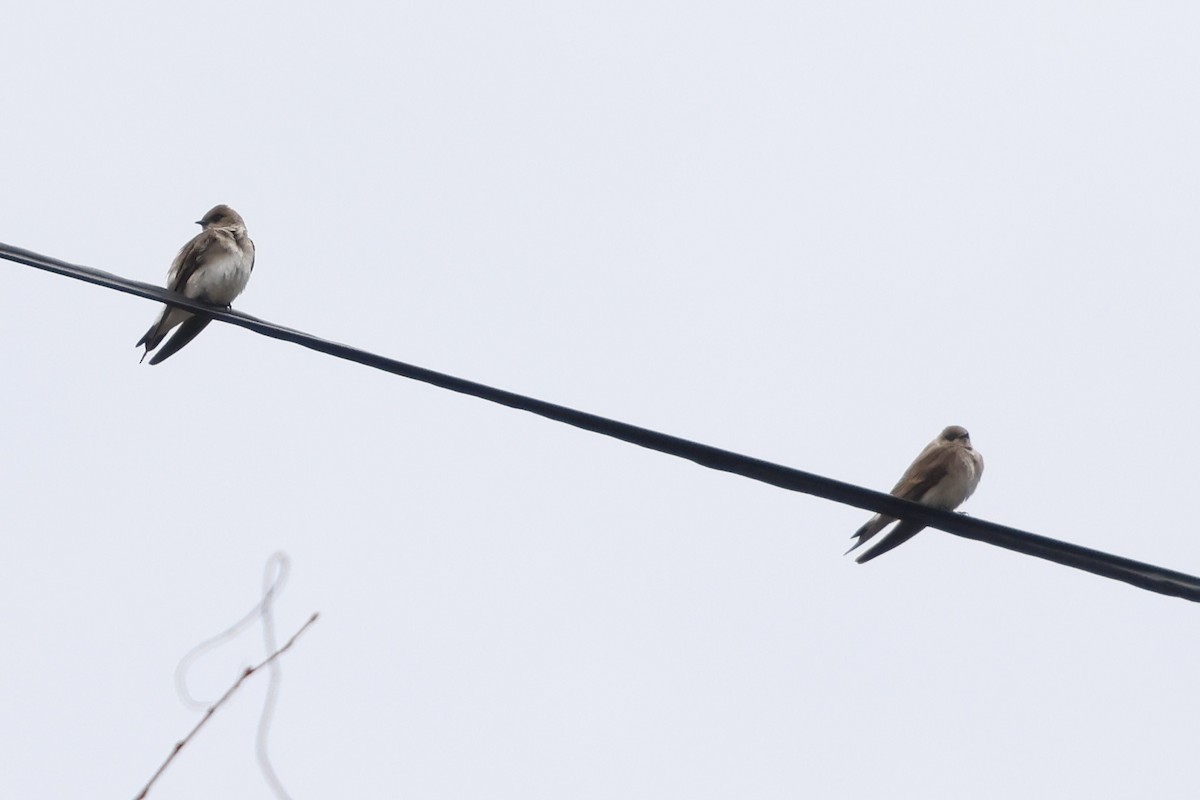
[920,449,982,510]
[184,235,254,305]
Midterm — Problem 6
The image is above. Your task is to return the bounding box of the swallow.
[136,204,255,365]
[847,425,984,563]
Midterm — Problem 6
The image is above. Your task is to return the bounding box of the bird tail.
[136,306,190,360]
[147,316,212,365]
[854,520,926,564]
[844,513,893,555]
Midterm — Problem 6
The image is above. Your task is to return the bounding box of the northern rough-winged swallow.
[136,204,255,365]
[846,425,984,564]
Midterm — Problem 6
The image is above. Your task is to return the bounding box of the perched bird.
[847,425,984,564]
[136,204,255,365]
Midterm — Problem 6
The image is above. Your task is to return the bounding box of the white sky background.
[3,1,1199,797]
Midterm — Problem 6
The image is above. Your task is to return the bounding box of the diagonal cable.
[3,241,1198,603]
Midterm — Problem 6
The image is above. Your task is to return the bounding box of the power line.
[3,240,1199,603]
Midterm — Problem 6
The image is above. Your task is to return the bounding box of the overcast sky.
[4,2,1200,798]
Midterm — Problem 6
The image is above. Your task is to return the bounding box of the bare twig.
[133,613,319,800]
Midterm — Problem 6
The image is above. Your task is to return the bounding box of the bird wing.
[846,440,945,553]
[847,442,953,559]
[889,441,953,502]
[166,228,221,292]
[855,445,971,562]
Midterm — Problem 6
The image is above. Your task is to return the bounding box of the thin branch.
[133,613,319,800]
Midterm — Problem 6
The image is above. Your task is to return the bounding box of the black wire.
[4,240,1199,603]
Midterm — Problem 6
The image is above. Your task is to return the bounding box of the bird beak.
[194,220,204,226]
